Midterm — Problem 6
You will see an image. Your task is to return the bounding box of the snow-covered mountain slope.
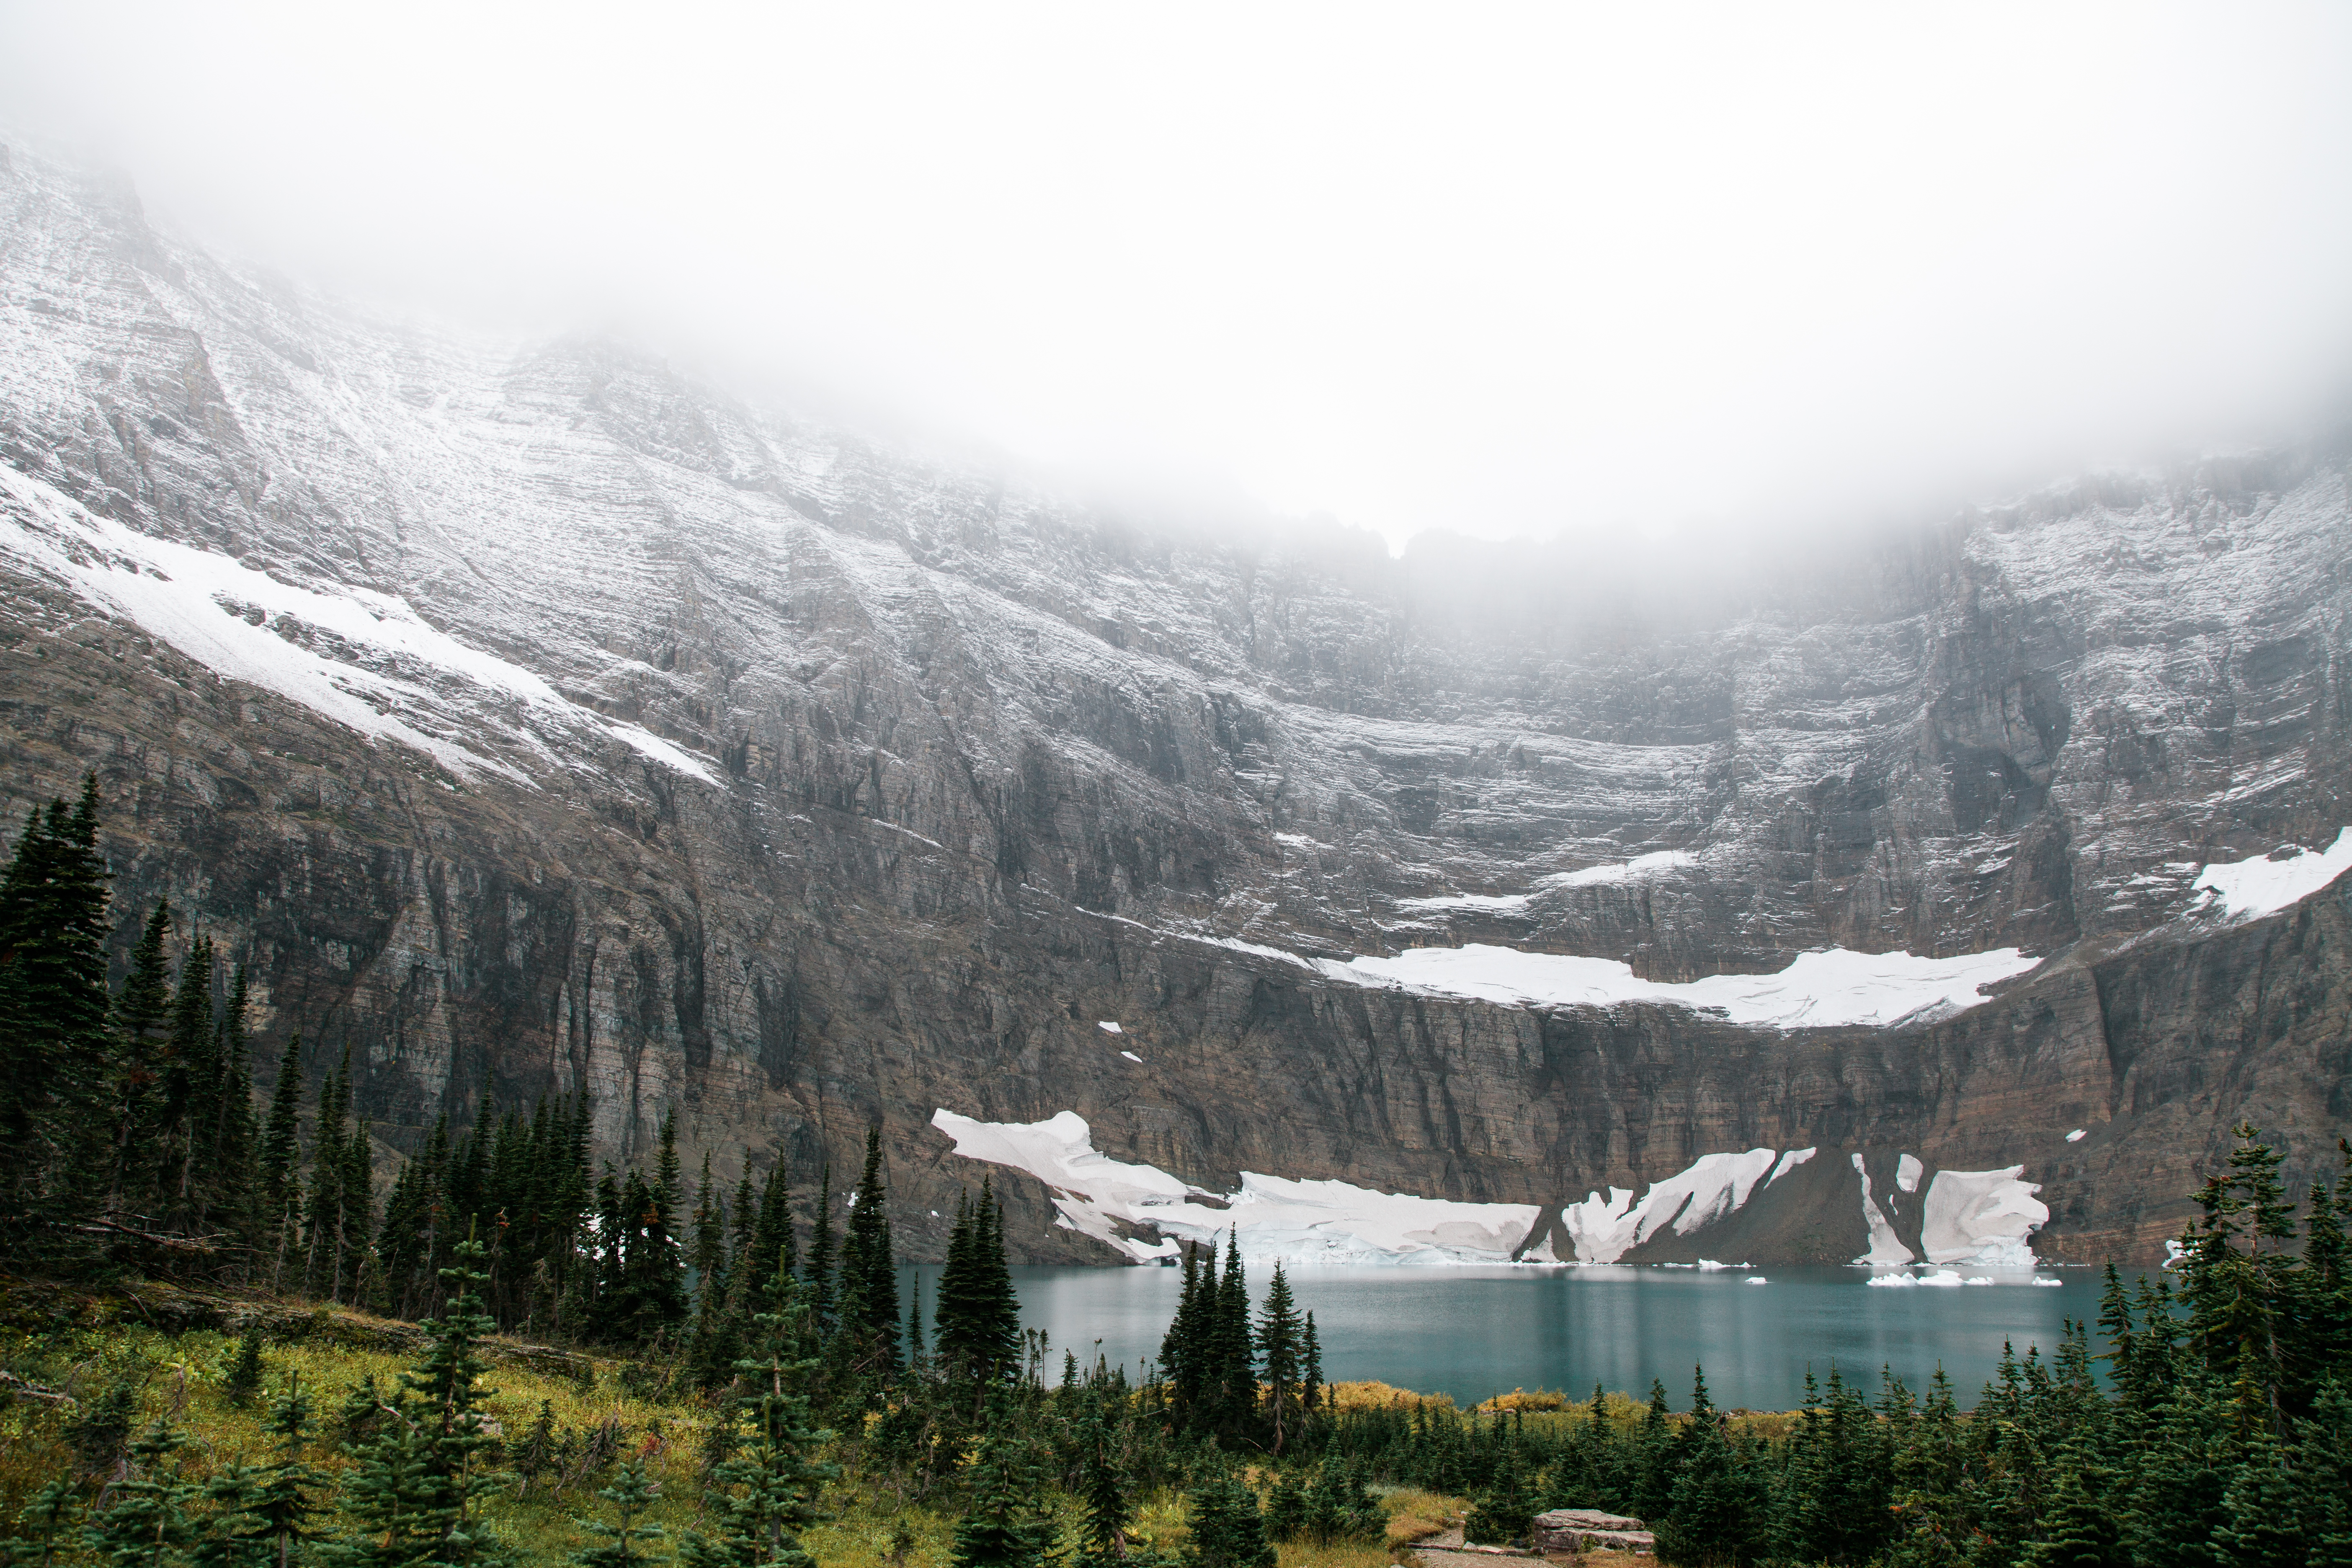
[4,142,2350,1264]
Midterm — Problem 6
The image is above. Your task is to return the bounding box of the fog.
[5,3,2350,553]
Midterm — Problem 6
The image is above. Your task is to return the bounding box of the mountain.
[3,142,2348,1267]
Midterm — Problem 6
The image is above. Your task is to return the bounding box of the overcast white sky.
[4,3,2349,550]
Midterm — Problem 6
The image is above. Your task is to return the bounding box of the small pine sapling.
[571,1458,671,1568]
[0,1480,80,1568]
[221,1320,266,1408]
[64,1380,140,1479]
[81,1419,200,1568]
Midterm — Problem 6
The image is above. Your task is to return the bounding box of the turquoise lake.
[900,1263,2110,1411]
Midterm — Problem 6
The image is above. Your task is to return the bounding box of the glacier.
[1323,942,2040,1029]
[930,1109,1542,1265]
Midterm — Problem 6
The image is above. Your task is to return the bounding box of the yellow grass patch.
[1378,1485,1467,1548]
[1323,1380,1457,1412]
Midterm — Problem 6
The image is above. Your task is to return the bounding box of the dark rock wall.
[3,144,2350,1263]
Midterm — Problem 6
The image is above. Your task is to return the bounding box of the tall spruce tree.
[1208,1230,1255,1440]
[692,1152,727,1313]
[302,1051,350,1299]
[1257,1263,1303,1454]
[935,1180,1020,1384]
[837,1125,901,1374]
[161,934,217,1230]
[201,965,260,1246]
[258,1035,304,1212]
[106,899,174,1202]
[0,784,120,1236]
[1181,1470,1274,1568]
[805,1165,835,1330]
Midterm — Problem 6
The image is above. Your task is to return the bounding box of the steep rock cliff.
[2,144,2347,1263]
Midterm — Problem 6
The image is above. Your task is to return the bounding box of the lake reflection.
[897,1263,2107,1411]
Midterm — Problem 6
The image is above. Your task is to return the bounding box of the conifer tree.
[302,1053,350,1299]
[222,1320,267,1408]
[1301,1312,1322,1415]
[335,1238,511,1568]
[249,1374,331,1568]
[1073,1406,1142,1568]
[949,1416,1056,1568]
[2025,1455,2131,1568]
[1658,1367,1764,1567]
[571,1459,671,1568]
[936,1190,979,1371]
[728,1161,758,1291]
[0,1478,81,1568]
[1466,1438,1537,1547]
[259,1035,304,1213]
[747,1160,797,1309]
[972,1179,1021,1379]
[162,933,217,1229]
[692,1152,727,1313]
[806,1165,834,1329]
[201,966,260,1246]
[655,1112,683,1233]
[1207,1230,1255,1440]
[83,1418,199,1568]
[1180,1472,1273,1568]
[678,1268,838,1568]
[1256,1263,1303,1453]
[340,1119,376,1303]
[1159,1241,1207,1418]
[108,900,174,1135]
[837,1124,901,1374]
[1,781,115,1230]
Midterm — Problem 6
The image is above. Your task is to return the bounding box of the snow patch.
[1544,851,1697,888]
[929,1108,1541,1266]
[1920,1166,2048,1267]
[1896,1154,1924,1193]
[0,463,716,784]
[1852,1153,1916,1265]
[1563,1149,1780,1263]
[604,722,721,784]
[2192,830,2352,920]
[2065,1129,2086,1143]
[1767,1148,1817,1184]
[1119,1050,1142,1063]
[1326,943,2037,1030]
[1395,892,1534,916]
[1098,1021,1123,1034]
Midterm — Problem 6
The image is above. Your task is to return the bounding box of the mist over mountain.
[3,138,2350,1269]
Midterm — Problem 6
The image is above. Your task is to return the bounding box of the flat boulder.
[1532,1510,1656,1555]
